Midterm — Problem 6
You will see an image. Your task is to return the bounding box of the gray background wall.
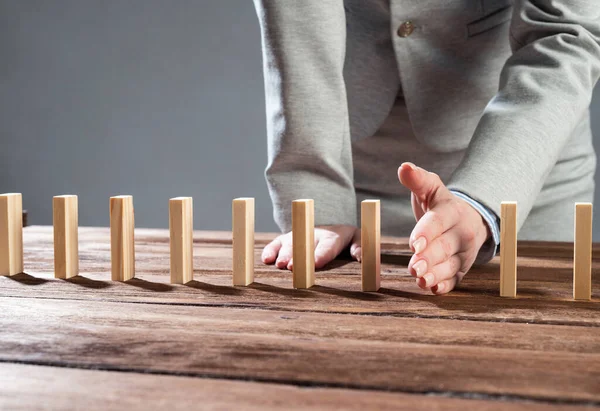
[1,1,599,239]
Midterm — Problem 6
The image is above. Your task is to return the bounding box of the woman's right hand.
[262,225,361,270]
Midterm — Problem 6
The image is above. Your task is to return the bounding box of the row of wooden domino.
[0,194,382,291]
[1,193,594,299]
[500,202,594,301]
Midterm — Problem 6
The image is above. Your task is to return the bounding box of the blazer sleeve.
[253,0,357,233]
[447,0,600,230]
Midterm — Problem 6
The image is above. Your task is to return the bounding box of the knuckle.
[268,238,282,250]
[463,228,477,245]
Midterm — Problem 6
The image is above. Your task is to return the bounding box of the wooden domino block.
[53,195,79,279]
[110,195,135,281]
[574,202,592,301]
[500,201,517,298]
[169,197,194,284]
[0,193,23,276]
[232,197,255,286]
[361,199,380,292]
[292,199,315,289]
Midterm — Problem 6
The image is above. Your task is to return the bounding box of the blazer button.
[397,21,414,37]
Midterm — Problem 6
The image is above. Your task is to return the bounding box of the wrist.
[450,189,500,264]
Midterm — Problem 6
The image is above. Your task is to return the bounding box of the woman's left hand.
[398,162,491,294]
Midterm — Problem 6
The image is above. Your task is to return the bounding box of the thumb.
[398,162,448,206]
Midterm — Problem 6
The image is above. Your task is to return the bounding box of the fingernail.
[415,277,426,290]
[403,162,416,171]
[413,237,427,254]
[413,260,427,277]
[436,282,445,293]
[424,273,435,288]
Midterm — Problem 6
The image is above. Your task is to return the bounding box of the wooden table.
[1,226,599,410]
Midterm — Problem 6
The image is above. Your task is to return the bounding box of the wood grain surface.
[0,363,584,411]
[1,226,599,409]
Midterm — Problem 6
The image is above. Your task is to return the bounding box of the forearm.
[448,0,600,230]
[254,0,356,232]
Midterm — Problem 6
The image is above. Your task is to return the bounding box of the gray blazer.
[253,0,600,240]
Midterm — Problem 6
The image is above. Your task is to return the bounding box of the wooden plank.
[169,197,193,284]
[53,195,79,279]
[361,200,380,292]
[110,196,135,281]
[0,193,23,276]
[574,203,592,301]
[6,227,600,327]
[0,364,580,411]
[1,297,599,403]
[232,198,254,286]
[500,202,517,298]
[292,200,314,289]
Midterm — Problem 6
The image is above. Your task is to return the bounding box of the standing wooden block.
[574,202,593,301]
[53,195,79,279]
[500,201,517,298]
[0,193,23,276]
[110,195,135,281]
[292,199,315,289]
[232,198,255,286]
[361,200,380,292]
[170,197,194,284]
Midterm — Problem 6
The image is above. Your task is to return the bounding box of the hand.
[398,163,491,295]
[262,225,361,270]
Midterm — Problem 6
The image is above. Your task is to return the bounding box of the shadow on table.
[249,282,384,301]
[66,275,111,289]
[310,285,384,301]
[381,282,599,314]
[186,280,244,295]
[249,282,312,298]
[381,253,411,266]
[319,252,411,270]
[125,278,173,292]
[317,259,355,272]
[4,272,48,285]
[6,272,112,289]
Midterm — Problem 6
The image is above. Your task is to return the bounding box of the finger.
[431,276,458,295]
[417,255,463,289]
[314,236,343,269]
[262,238,282,264]
[275,242,294,270]
[350,229,362,262]
[410,199,460,254]
[398,162,448,205]
[408,228,462,277]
